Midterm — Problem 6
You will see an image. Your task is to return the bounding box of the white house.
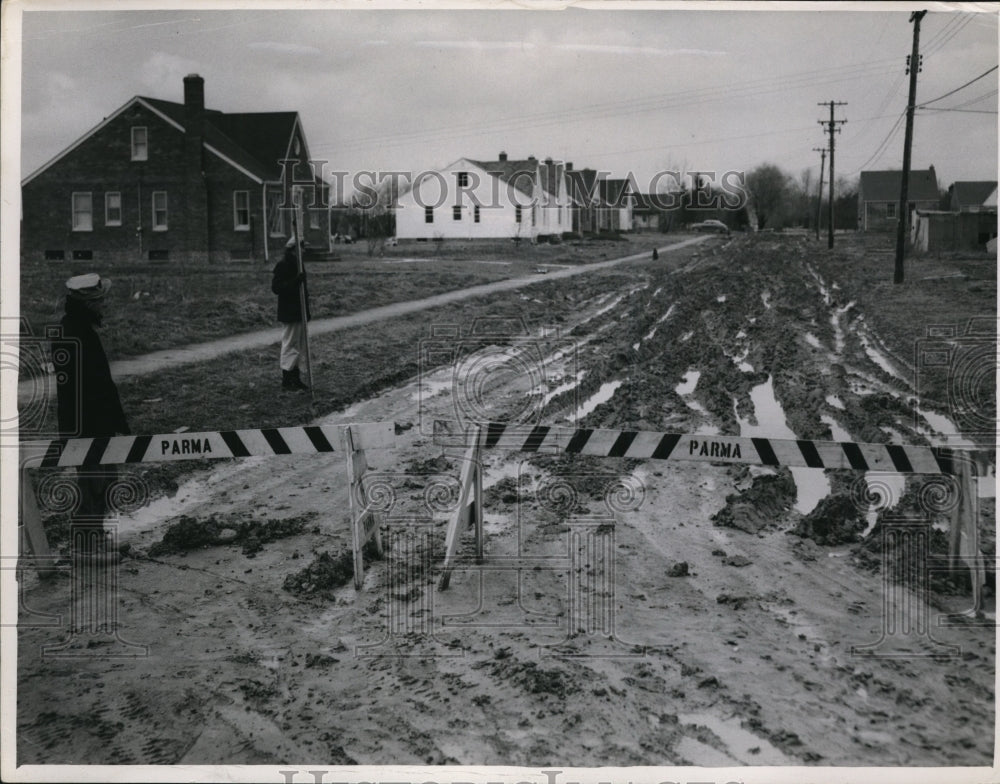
[394,152,571,240]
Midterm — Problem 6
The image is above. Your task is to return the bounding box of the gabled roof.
[23,93,302,186]
[466,157,538,198]
[859,169,939,202]
[950,180,998,209]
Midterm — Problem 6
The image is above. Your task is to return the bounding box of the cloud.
[138,51,201,93]
[415,40,537,51]
[247,41,323,56]
[556,43,727,57]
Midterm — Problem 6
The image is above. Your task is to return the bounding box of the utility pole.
[813,146,826,241]
[818,101,847,248]
[895,10,927,284]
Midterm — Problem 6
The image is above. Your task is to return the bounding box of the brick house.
[857,167,939,232]
[21,74,328,264]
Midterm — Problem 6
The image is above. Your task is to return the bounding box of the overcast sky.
[14,3,999,197]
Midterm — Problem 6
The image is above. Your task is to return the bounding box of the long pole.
[291,210,315,403]
[895,10,927,285]
[813,147,826,241]
[818,101,846,248]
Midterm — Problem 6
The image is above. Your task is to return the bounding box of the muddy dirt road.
[16,234,995,769]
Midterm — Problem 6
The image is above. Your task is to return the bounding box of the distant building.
[394,153,571,241]
[21,74,328,264]
[947,181,998,212]
[857,167,939,231]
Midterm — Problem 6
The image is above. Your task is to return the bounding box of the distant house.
[857,167,939,231]
[596,178,634,232]
[566,165,600,234]
[632,193,667,232]
[21,74,328,264]
[948,181,998,212]
[393,152,571,241]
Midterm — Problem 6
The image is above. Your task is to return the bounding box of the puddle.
[916,407,978,449]
[820,415,851,443]
[542,369,587,407]
[680,331,694,343]
[675,370,701,396]
[652,286,663,297]
[658,303,677,323]
[825,394,845,410]
[679,712,795,765]
[716,294,727,303]
[761,291,772,309]
[804,332,822,350]
[632,342,641,351]
[574,380,622,421]
[737,376,829,515]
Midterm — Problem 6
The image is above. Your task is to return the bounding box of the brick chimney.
[183,74,205,171]
[566,162,573,171]
[544,157,553,165]
[527,155,536,162]
[183,74,208,262]
[499,151,508,162]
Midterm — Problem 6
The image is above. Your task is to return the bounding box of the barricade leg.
[851,516,959,659]
[438,426,483,591]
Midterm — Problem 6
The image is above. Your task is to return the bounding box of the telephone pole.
[895,10,927,284]
[818,101,847,248]
[813,147,826,241]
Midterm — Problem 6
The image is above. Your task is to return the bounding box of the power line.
[308,58,900,155]
[847,110,907,176]
[917,65,998,107]
[924,14,975,56]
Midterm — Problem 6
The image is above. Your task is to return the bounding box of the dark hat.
[65,273,112,300]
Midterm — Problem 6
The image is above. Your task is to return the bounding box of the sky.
[12,2,1000,198]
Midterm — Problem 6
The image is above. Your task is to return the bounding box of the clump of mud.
[483,476,535,510]
[148,513,315,557]
[711,469,796,533]
[404,455,454,474]
[283,549,356,598]
[790,493,867,545]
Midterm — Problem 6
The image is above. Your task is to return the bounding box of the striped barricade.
[19,422,396,590]
[432,419,978,475]
[433,420,991,622]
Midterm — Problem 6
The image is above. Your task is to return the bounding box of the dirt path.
[16,236,707,405]
[16,234,994,768]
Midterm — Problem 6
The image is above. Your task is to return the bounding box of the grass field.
[18,234,670,357]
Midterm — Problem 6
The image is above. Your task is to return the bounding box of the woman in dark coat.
[53,273,129,557]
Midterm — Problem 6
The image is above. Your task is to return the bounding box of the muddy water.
[574,379,623,420]
[738,376,829,515]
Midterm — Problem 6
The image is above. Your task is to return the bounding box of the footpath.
[16,236,708,404]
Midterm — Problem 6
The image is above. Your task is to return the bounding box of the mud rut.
[17,236,994,767]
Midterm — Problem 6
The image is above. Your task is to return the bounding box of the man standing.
[54,273,130,560]
[272,235,311,391]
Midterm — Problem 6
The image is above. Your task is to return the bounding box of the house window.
[886,202,896,219]
[453,206,462,221]
[105,192,122,226]
[474,205,480,223]
[234,191,250,230]
[457,172,469,187]
[425,207,434,224]
[515,205,522,223]
[72,192,92,232]
[131,127,148,161]
[152,191,168,231]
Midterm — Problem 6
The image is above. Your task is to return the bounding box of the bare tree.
[745,163,791,230]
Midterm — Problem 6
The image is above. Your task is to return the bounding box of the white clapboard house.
[394,152,571,241]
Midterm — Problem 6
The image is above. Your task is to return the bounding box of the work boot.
[291,367,310,391]
[282,369,296,390]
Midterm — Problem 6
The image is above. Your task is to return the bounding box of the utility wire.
[917,65,998,107]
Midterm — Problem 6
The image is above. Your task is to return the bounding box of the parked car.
[690,219,730,235]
